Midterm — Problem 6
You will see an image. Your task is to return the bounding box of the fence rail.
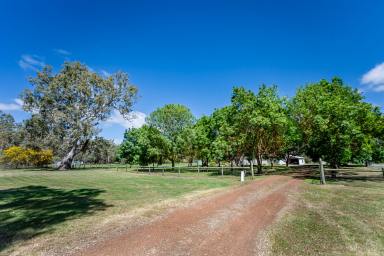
[132,166,252,177]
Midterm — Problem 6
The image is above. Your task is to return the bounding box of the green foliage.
[0,111,21,151]
[21,62,137,169]
[78,137,117,164]
[193,116,214,166]
[118,125,168,166]
[146,104,195,140]
[231,85,288,172]
[146,104,194,166]
[291,78,381,167]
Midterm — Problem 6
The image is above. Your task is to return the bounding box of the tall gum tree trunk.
[57,139,89,170]
[58,145,77,170]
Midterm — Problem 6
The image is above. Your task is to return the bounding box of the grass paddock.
[0,168,238,255]
[269,167,384,256]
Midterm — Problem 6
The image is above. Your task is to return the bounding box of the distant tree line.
[0,61,383,172]
[118,78,384,176]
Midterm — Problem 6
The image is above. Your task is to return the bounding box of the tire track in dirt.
[79,176,301,256]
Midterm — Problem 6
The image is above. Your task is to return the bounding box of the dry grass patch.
[269,176,384,256]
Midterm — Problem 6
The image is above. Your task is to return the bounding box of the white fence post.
[240,171,245,183]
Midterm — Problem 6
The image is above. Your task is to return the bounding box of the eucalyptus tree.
[231,85,288,175]
[146,104,194,167]
[79,137,117,164]
[22,62,137,170]
[0,111,20,151]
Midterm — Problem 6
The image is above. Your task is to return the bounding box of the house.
[288,156,305,165]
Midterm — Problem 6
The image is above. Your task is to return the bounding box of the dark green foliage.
[146,104,194,166]
[291,78,382,167]
[118,125,168,166]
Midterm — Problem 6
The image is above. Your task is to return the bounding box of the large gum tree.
[22,62,137,170]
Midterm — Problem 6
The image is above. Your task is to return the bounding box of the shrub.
[1,146,53,168]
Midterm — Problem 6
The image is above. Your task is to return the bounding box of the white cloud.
[112,138,123,144]
[54,48,71,56]
[0,99,23,111]
[105,110,146,129]
[18,54,45,71]
[100,69,111,77]
[361,62,384,92]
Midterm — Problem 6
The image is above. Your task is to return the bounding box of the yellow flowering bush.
[1,146,53,167]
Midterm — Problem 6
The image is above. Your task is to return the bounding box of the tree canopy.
[21,62,137,169]
[291,78,381,168]
[146,104,194,166]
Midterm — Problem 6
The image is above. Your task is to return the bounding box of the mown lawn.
[270,175,384,256]
[0,168,237,255]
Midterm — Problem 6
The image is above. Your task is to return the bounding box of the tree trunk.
[256,155,262,174]
[250,158,255,178]
[57,139,89,170]
[171,159,175,168]
[319,157,326,185]
[286,154,290,167]
[58,145,77,170]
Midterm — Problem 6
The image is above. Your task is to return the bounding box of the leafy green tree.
[118,125,167,166]
[231,85,288,174]
[146,104,194,167]
[211,106,240,166]
[281,103,303,166]
[291,78,380,170]
[21,62,137,170]
[0,111,20,151]
[177,127,197,166]
[193,116,214,166]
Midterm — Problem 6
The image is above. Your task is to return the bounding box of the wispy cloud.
[100,69,111,77]
[0,99,23,111]
[53,48,71,56]
[105,110,146,129]
[112,138,123,144]
[18,54,45,71]
[361,62,384,92]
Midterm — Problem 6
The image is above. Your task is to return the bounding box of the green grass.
[270,177,384,256]
[0,168,238,254]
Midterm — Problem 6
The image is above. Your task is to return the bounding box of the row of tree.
[1,61,383,171]
[118,78,384,174]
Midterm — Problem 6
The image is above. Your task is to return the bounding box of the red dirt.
[79,176,301,256]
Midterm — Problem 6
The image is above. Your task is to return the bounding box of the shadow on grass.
[0,186,110,252]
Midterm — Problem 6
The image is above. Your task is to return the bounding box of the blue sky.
[1,0,384,143]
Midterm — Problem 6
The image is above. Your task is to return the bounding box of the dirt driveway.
[79,176,301,256]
